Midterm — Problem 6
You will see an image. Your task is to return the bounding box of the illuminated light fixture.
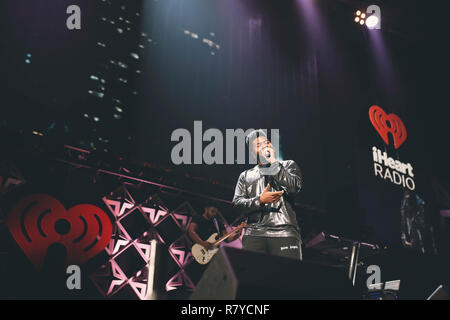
[366,5,381,29]
[354,5,381,30]
[355,9,366,25]
[366,15,379,29]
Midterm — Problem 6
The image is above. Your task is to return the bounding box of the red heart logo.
[369,105,407,149]
[7,194,113,269]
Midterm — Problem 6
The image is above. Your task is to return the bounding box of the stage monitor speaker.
[190,246,358,300]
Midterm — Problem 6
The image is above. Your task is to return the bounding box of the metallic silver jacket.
[232,160,303,241]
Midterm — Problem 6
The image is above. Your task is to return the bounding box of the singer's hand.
[259,184,284,204]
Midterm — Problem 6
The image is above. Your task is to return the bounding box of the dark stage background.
[0,0,449,299]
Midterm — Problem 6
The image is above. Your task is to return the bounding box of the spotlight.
[366,15,379,29]
[354,9,365,25]
[366,5,381,29]
[354,5,381,30]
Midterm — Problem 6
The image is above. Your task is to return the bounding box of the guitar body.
[191,233,220,265]
[191,222,246,265]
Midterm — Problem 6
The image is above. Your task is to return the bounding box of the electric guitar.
[191,222,247,265]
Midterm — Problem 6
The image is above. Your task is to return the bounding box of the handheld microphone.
[265,150,271,158]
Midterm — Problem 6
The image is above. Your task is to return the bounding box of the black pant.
[242,235,302,261]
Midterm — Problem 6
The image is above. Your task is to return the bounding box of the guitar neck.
[213,226,243,246]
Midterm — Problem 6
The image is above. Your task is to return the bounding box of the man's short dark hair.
[204,203,217,210]
[245,129,267,147]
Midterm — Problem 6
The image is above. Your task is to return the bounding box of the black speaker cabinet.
[190,246,358,300]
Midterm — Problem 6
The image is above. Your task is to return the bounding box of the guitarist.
[232,129,303,260]
[188,205,239,252]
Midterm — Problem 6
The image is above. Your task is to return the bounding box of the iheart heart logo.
[369,105,407,149]
[7,194,113,269]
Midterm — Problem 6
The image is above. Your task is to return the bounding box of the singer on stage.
[232,130,303,260]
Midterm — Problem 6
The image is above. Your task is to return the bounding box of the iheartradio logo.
[7,194,113,269]
[368,105,415,190]
[369,105,407,149]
